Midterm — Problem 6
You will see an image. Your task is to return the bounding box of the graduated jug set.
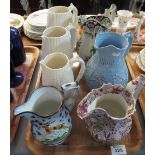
[14,3,145,146]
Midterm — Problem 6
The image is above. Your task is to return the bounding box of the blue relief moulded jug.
[84,31,133,90]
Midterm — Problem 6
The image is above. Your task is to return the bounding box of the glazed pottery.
[10,27,26,66]
[117,10,133,34]
[134,11,145,42]
[77,15,112,62]
[10,55,24,88]
[77,75,145,144]
[41,24,77,59]
[40,52,85,89]
[47,3,78,28]
[14,82,80,146]
[104,4,117,22]
[84,31,133,90]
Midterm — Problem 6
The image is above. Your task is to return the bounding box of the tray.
[21,32,42,46]
[126,46,145,118]
[10,46,40,143]
[25,65,143,155]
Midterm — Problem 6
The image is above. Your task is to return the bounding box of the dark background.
[10,0,145,15]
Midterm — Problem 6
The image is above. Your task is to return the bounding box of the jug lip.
[42,26,68,38]
[94,31,129,50]
[42,52,70,71]
[14,85,65,118]
[77,83,136,119]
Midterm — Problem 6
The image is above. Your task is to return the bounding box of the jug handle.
[66,23,77,49]
[123,31,133,56]
[68,3,78,26]
[69,55,85,83]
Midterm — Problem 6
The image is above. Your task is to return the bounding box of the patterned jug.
[77,75,145,144]
[77,15,112,62]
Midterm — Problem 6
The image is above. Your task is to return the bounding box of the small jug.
[77,75,145,144]
[41,24,77,59]
[47,3,78,28]
[14,82,80,145]
[40,52,85,89]
[84,31,133,90]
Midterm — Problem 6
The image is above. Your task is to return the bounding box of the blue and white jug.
[84,31,133,90]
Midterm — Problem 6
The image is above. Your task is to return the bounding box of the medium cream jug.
[41,24,77,59]
[47,3,78,28]
[40,52,85,89]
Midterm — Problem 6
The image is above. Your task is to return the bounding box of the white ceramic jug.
[47,3,78,28]
[41,24,77,59]
[40,52,85,89]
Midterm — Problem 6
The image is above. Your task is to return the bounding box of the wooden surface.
[25,65,143,155]
[126,46,145,118]
[10,46,40,143]
[21,32,42,46]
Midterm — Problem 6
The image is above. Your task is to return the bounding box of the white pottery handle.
[66,23,77,49]
[68,3,78,27]
[69,55,85,83]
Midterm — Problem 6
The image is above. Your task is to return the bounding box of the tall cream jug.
[47,3,78,28]
[40,52,85,89]
[41,24,77,59]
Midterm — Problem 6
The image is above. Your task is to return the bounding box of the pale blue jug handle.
[123,31,133,56]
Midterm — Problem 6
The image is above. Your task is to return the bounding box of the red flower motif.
[79,103,88,113]
[132,80,138,85]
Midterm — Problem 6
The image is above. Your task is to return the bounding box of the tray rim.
[10,45,40,143]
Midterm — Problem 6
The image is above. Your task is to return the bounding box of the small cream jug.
[40,52,85,89]
[47,3,78,28]
[41,24,77,59]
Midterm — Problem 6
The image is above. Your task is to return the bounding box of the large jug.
[77,75,145,144]
[84,31,133,90]
[14,82,80,146]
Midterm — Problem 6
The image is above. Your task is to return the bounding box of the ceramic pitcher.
[40,52,85,89]
[117,10,133,34]
[41,24,77,59]
[104,3,117,22]
[47,3,78,28]
[77,16,112,62]
[77,75,145,144]
[84,31,133,90]
[14,82,80,145]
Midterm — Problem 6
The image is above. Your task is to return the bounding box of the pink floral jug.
[77,75,145,144]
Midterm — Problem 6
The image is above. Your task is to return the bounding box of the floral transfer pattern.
[77,83,136,144]
[77,15,112,62]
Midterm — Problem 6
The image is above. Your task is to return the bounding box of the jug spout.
[14,101,32,117]
[126,74,145,100]
[39,59,47,68]
[61,82,80,112]
[123,31,133,56]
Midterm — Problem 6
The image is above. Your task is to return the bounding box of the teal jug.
[84,31,133,90]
